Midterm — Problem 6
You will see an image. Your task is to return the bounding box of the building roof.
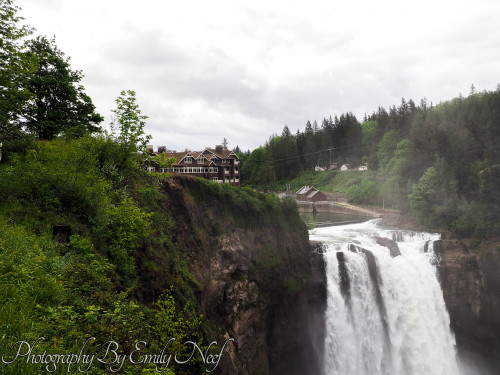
[153,147,238,167]
[204,148,238,159]
[296,186,313,195]
[307,190,326,199]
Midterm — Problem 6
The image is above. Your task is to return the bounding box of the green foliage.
[239,114,364,184]
[94,198,153,276]
[0,137,154,281]
[152,151,176,169]
[149,288,205,369]
[409,166,439,220]
[361,120,377,145]
[179,175,305,231]
[377,130,400,170]
[286,275,304,296]
[240,146,275,189]
[279,169,374,194]
[378,139,414,209]
[242,88,500,238]
[24,36,103,140]
[346,180,379,204]
[361,120,377,159]
[0,0,36,141]
[267,126,300,180]
[110,90,152,156]
[0,137,212,374]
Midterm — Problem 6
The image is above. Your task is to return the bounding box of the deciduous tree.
[0,0,36,141]
[110,90,151,155]
[24,36,103,140]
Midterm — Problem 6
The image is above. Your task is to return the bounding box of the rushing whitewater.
[310,220,460,375]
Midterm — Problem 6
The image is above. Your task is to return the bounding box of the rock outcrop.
[158,177,326,375]
[373,236,401,257]
[434,238,500,374]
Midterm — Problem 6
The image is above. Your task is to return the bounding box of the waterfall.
[311,220,460,375]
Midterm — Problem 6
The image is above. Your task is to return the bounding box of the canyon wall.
[434,238,500,374]
[157,177,326,375]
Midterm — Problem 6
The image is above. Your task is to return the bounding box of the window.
[148,166,156,173]
[197,158,205,164]
[212,177,218,181]
[185,156,193,164]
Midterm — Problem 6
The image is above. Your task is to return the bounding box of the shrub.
[346,180,379,204]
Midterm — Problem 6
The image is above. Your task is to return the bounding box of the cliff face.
[434,238,500,374]
[158,177,326,375]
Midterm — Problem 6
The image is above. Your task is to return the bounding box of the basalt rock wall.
[434,238,500,374]
[160,177,326,375]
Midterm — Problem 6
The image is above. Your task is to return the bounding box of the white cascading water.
[310,219,460,375]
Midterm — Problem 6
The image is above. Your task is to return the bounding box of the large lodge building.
[146,145,240,186]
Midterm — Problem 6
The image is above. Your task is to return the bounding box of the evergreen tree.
[280,125,299,179]
[304,120,316,168]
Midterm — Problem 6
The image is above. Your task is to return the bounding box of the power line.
[271,143,359,163]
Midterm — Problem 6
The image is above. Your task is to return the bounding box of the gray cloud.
[17,0,500,151]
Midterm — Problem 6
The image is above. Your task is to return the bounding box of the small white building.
[358,165,368,171]
[314,165,325,172]
[340,164,350,171]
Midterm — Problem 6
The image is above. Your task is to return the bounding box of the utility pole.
[329,148,333,193]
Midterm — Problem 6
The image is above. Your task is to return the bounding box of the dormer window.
[197,157,205,164]
[185,156,193,164]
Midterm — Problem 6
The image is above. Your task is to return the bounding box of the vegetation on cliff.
[0,136,211,374]
[0,134,309,373]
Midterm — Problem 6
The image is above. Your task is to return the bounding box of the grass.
[277,169,377,193]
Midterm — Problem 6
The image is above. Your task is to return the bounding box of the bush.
[346,180,379,204]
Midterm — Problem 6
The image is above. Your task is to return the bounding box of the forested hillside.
[240,88,500,238]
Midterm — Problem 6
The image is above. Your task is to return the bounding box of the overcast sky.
[17,0,500,152]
